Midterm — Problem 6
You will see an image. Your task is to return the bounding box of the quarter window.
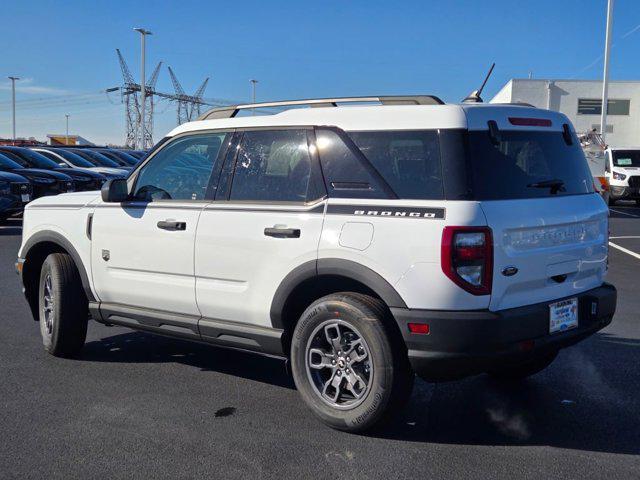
[230,130,313,202]
[133,133,228,201]
[348,130,443,199]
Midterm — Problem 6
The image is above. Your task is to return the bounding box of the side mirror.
[58,162,66,168]
[101,178,129,202]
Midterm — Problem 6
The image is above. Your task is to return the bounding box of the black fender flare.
[270,258,407,329]
[20,230,96,302]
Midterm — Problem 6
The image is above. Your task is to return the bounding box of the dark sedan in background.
[0,153,74,199]
[0,146,106,192]
[0,170,32,223]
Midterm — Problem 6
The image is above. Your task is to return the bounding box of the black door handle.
[157,220,186,231]
[264,227,301,238]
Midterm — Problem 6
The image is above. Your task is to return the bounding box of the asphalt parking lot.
[1,205,639,480]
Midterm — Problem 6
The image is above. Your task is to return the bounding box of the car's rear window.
[612,150,640,167]
[348,130,444,199]
[467,130,594,200]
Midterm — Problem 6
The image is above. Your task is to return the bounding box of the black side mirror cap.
[101,178,129,203]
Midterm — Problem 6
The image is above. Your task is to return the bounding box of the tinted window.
[0,150,29,167]
[349,130,443,199]
[467,130,593,199]
[0,153,23,170]
[230,130,313,202]
[73,150,121,168]
[315,128,390,199]
[612,150,640,167]
[0,148,59,169]
[52,149,95,168]
[133,133,227,201]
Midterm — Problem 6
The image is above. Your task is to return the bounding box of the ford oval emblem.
[502,266,518,277]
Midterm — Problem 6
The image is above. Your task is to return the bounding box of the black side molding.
[269,258,407,329]
[21,230,96,302]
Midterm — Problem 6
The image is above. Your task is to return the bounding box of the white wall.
[491,79,640,147]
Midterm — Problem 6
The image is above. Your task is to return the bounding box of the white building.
[491,79,640,147]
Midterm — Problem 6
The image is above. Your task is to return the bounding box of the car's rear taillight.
[441,226,493,295]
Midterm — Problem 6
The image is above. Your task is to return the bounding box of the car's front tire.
[291,292,414,432]
[38,253,88,358]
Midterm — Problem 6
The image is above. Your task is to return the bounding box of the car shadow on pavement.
[80,329,639,455]
[369,332,640,456]
[81,330,294,390]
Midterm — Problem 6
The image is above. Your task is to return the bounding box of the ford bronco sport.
[17,96,617,431]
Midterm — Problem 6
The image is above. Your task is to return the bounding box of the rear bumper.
[391,283,617,381]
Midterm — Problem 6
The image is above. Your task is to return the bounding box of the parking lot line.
[610,209,640,218]
[609,241,640,260]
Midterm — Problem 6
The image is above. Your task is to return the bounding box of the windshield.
[612,150,640,167]
[69,149,120,168]
[466,130,594,199]
[53,149,95,168]
[0,153,23,170]
[0,148,60,169]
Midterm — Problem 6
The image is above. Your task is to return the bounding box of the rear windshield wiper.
[527,179,565,194]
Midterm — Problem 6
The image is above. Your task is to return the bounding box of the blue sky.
[2,0,639,145]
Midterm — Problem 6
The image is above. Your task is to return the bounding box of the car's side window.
[133,133,228,201]
[230,129,314,202]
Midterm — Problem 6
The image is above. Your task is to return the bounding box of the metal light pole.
[8,76,19,142]
[134,28,152,149]
[250,79,258,115]
[65,114,70,145]
[600,0,614,143]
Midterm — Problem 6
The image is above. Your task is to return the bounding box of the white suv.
[16,96,617,431]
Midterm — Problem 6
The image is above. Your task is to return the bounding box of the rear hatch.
[464,107,608,311]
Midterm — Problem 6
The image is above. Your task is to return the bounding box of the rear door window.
[348,130,443,199]
[230,129,318,202]
[467,130,594,199]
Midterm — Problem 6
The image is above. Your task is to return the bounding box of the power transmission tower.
[167,66,190,125]
[190,78,209,119]
[114,49,161,149]
[165,66,210,124]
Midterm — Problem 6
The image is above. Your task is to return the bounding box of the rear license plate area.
[549,298,578,334]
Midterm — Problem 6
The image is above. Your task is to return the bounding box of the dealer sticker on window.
[549,298,578,334]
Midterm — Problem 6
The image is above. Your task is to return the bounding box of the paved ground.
[1,204,639,480]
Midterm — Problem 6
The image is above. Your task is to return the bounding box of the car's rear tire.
[291,292,414,432]
[38,253,88,358]
[488,350,558,381]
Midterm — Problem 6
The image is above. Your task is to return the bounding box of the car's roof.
[168,103,572,137]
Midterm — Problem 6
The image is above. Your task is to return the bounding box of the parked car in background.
[0,146,106,192]
[0,153,74,198]
[32,148,127,179]
[94,148,139,167]
[126,150,147,160]
[604,146,640,205]
[66,148,133,172]
[0,170,32,223]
